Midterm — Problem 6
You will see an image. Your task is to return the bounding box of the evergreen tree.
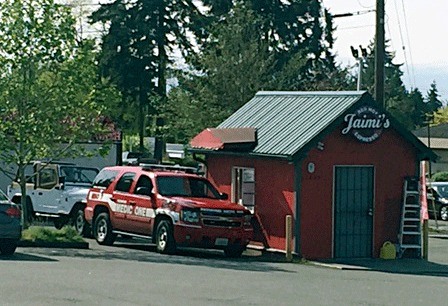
[425,81,443,117]
[90,0,207,153]
[409,88,426,128]
[163,3,274,143]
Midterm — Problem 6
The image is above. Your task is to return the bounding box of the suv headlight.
[180,208,200,223]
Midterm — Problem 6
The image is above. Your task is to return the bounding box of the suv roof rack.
[140,163,199,174]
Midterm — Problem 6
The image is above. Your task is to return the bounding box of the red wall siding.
[206,156,295,250]
[300,125,418,259]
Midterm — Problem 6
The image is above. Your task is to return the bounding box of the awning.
[190,127,257,151]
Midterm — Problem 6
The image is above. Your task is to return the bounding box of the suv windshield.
[434,184,448,198]
[156,176,222,199]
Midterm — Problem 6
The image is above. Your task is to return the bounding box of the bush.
[431,172,448,182]
[21,226,85,243]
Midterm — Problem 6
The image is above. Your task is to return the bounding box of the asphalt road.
[0,235,447,306]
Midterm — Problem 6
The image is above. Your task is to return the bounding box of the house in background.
[190,91,436,259]
[413,123,448,174]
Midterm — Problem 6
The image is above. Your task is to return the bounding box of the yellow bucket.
[380,241,397,259]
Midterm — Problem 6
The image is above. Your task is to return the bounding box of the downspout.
[293,155,305,257]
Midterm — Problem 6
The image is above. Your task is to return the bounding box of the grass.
[21,226,85,243]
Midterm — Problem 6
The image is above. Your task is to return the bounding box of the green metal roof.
[218,91,367,158]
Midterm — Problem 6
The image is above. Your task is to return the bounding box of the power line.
[401,0,416,89]
[357,0,375,9]
[338,24,375,31]
[393,0,413,89]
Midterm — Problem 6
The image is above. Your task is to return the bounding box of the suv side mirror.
[219,192,229,200]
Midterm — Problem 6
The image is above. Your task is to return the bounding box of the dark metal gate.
[334,166,374,258]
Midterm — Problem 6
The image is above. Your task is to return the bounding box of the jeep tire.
[53,217,67,230]
[93,212,116,245]
[155,220,176,254]
[73,208,91,237]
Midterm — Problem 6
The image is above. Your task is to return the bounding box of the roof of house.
[413,123,448,138]
[417,137,448,149]
[190,91,437,161]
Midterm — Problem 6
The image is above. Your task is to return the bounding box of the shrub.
[431,172,448,182]
[21,226,85,243]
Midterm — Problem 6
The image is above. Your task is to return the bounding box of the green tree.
[425,81,443,117]
[91,0,208,156]
[0,0,120,227]
[244,0,342,90]
[359,42,427,129]
[408,88,426,128]
[162,3,275,142]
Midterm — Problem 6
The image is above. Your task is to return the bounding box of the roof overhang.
[190,127,257,151]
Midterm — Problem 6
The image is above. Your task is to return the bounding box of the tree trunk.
[18,165,30,229]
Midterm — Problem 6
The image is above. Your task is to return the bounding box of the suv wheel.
[224,245,245,258]
[440,206,448,221]
[0,239,17,256]
[93,212,116,245]
[156,220,176,254]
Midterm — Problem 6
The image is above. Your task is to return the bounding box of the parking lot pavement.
[309,228,448,276]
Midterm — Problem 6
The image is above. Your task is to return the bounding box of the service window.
[232,167,255,212]
[115,172,136,193]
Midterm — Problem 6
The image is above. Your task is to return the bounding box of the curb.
[18,240,89,249]
[429,234,448,239]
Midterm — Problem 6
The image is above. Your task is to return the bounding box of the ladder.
[398,176,422,258]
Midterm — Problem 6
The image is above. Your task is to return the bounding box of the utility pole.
[375,0,385,108]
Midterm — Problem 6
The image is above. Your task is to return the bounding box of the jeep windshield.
[156,176,222,199]
[60,166,99,184]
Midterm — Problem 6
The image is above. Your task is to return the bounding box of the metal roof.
[217,91,366,157]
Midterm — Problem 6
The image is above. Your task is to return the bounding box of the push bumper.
[173,223,253,249]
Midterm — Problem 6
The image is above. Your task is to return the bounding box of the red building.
[190,91,436,259]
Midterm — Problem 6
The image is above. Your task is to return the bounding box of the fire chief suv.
[85,164,253,257]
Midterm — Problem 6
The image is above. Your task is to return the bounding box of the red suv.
[85,165,253,257]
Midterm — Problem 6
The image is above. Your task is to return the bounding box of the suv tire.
[155,220,176,254]
[0,239,17,256]
[224,245,245,258]
[94,212,116,245]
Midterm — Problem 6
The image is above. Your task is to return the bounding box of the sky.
[322,0,448,102]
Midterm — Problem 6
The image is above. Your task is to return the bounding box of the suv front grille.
[200,208,244,228]
[203,219,241,227]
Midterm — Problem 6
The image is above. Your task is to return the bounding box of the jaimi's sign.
[342,106,390,143]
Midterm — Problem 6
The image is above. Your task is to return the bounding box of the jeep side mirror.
[57,176,65,190]
[220,192,229,200]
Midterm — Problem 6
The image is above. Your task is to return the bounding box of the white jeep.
[7,162,99,236]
